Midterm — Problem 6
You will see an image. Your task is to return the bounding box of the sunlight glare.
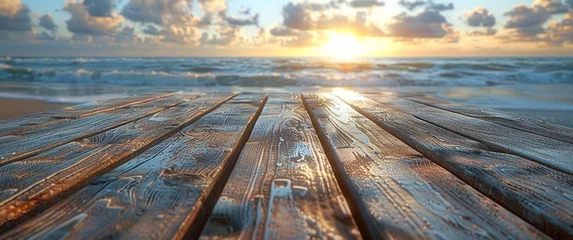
[332,88,365,101]
[323,33,365,58]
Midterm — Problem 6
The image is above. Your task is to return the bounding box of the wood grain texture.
[303,94,548,240]
[0,93,265,240]
[0,93,237,228]
[0,92,179,137]
[0,93,202,166]
[366,94,573,175]
[200,94,361,240]
[337,93,573,239]
[404,94,573,144]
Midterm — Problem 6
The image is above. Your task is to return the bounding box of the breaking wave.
[1,57,572,87]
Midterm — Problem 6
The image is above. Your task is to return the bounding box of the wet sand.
[0,99,70,119]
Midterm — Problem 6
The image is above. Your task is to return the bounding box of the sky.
[0,0,572,57]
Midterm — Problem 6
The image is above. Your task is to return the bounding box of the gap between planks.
[302,94,548,239]
[336,93,573,239]
[403,94,573,145]
[1,94,268,239]
[0,93,203,166]
[0,92,178,137]
[0,93,239,230]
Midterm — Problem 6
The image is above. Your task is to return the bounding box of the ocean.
[1,56,573,127]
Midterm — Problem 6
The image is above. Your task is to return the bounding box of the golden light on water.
[323,33,365,58]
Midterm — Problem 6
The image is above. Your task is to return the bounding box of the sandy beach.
[0,99,70,119]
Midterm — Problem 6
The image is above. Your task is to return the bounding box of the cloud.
[64,1,123,36]
[544,12,573,45]
[240,8,250,15]
[221,12,259,26]
[114,25,144,44]
[398,0,453,12]
[315,11,385,36]
[465,8,495,27]
[283,31,321,47]
[83,0,117,17]
[387,10,450,38]
[349,0,385,8]
[504,4,550,34]
[440,23,459,43]
[282,2,314,30]
[161,25,200,44]
[200,26,239,45]
[122,0,204,45]
[198,0,227,14]
[35,31,57,41]
[499,0,571,44]
[280,2,385,37]
[197,14,212,28]
[0,0,32,32]
[281,0,347,29]
[534,0,570,14]
[39,14,58,32]
[122,0,196,26]
[270,26,298,36]
[143,25,162,35]
[398,0,426,11]
[427,1,454,11]
[467,27,497,36]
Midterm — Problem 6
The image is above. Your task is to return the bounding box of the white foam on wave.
[0,57,572,88]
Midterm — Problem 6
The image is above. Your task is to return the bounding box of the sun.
[323,32,365,58]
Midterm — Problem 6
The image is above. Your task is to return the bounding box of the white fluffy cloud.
[64,1,124,36]
[398,0,426,11]
[500,0,572,44]
[349,0,385,8]
[465,8,496,27]
[122,0,196,26]
[387,10,449,38]
[279,2,385,38]
[199,0,227,14]
[0,0,32,32]
[83,0,117,17]
[544,12,573,45]
[200,25,239,45]
[39,14,58,32]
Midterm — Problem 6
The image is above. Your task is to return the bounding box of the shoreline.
[0,98,71,119]
[1,95,573,129]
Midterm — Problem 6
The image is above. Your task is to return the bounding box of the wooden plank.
[337,93,573,239]
[0,93,202,166]
[366,94,573,175]
[0,93,238,228]
[0,92,180,137]
[404,94,573,144]
[1,93,264,239]
[200,94,360,239]
[303,94,548,239]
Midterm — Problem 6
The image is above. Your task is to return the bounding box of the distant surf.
[1,57,572,87]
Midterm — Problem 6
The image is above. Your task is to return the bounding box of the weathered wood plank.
[0,93,237,228]
[337,93,573,239]
[0,93,203,166]
[366,94,573,174]
[303,94,549,239]
[200,94,360,239]
[0,92,180,137]
[404,94,573,144]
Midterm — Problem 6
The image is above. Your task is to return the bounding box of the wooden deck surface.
[0,91,571,239]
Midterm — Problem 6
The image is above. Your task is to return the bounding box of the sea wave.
[1,57,572,87]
